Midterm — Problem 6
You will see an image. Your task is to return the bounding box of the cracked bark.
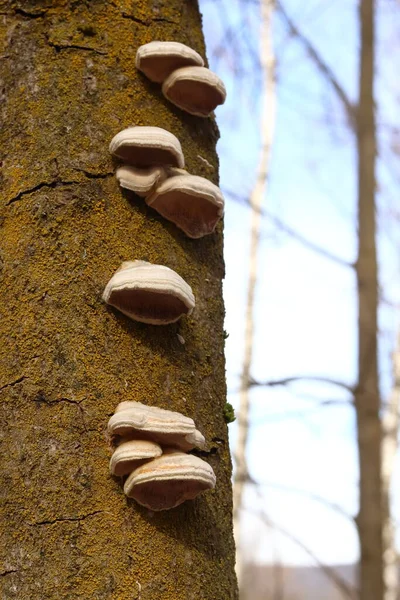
[6,180,79,206]
[45,37,107,55]
[0,376,27,391]
[14,8,46,18]
[0,1,237,599]
[0,570,18,578]
[73,169,114,180]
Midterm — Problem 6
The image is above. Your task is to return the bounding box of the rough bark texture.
[0,1,238,599]
[355,1,382,598]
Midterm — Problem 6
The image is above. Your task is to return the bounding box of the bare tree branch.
[249,375,355,393]
[224,187,354,268]
[251,399,353,425]
[245,506,359,600]
[247,476,354,522]
[275,0,356,128]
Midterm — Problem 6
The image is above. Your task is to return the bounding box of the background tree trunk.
[382,330,400,600]
[355,1,383,598]
[0,1,238,598]
[233,0,276,587]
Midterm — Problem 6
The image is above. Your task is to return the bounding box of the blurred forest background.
[198,0,400,598]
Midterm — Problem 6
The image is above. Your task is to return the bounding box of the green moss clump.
[224,402,235,424]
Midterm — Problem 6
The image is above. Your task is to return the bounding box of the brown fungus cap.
[109,126,184,168]
[102,260,195,325]
[123,450,216,511]
[162,66,226,117]
[146,174,225,238]
[109,439,162,477]
[136,41,204,83]
[108,401,206,451]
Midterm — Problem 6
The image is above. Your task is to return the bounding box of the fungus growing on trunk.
[136,41,204,83]
[109,126,184,168]
[146,174,224,238]
[110,439,162,476]
[116,165,166,197]
[108,401,206,451]
[162,66,226,117]
[123,450,216,511]
[102,260,195,325]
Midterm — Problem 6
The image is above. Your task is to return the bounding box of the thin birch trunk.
[355,1,383,598]
[382,330,400,600]
[233,0,276,586]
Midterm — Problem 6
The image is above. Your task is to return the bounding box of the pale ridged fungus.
[136,41,204,83]
[109,126,184,168]
[102,261,195,325]
[108,401,205,451]
[124,450,216,511]
[146,174,224,238]
[116,165,166,198]
[162,66,226,117]
[110,439,162,477]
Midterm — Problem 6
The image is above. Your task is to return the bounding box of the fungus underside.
[115,146,181,168]
[128,478,211,509]
[140,56,199,83]
[151,191,220,236]
[167,80,222,114]
[109,288,189,321]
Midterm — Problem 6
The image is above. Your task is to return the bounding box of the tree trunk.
[355,1,383,598]
[382,330,400,600]
[0,2,238,599]
[233,0,276,586]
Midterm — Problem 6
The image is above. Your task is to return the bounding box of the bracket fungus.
[116,165,166,198]
[102,260,195,325]
[136,41,204,84]
[109,126,184,168]
[123,450,216,511]
[146,174,225,238]
[108,401,206,451]
[110,439,162,476]
[162,66,226,117]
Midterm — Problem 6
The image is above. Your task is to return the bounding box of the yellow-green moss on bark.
[0,1,238,598]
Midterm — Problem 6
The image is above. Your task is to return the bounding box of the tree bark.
[0,1,238,599]
[355,1,383,598]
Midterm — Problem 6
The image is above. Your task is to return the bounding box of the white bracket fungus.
[162,66,226,117]
[115,162,224,239]
[123,450,216,511]
[110,439,162,476]
[115,165,166,198]
[108,403,215,510]
[109,126,185,168]
[102,260,195,325]
[108,401,205,451]
[136,41,204,83]
[135,42,226,117]
[146,173,225,238]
